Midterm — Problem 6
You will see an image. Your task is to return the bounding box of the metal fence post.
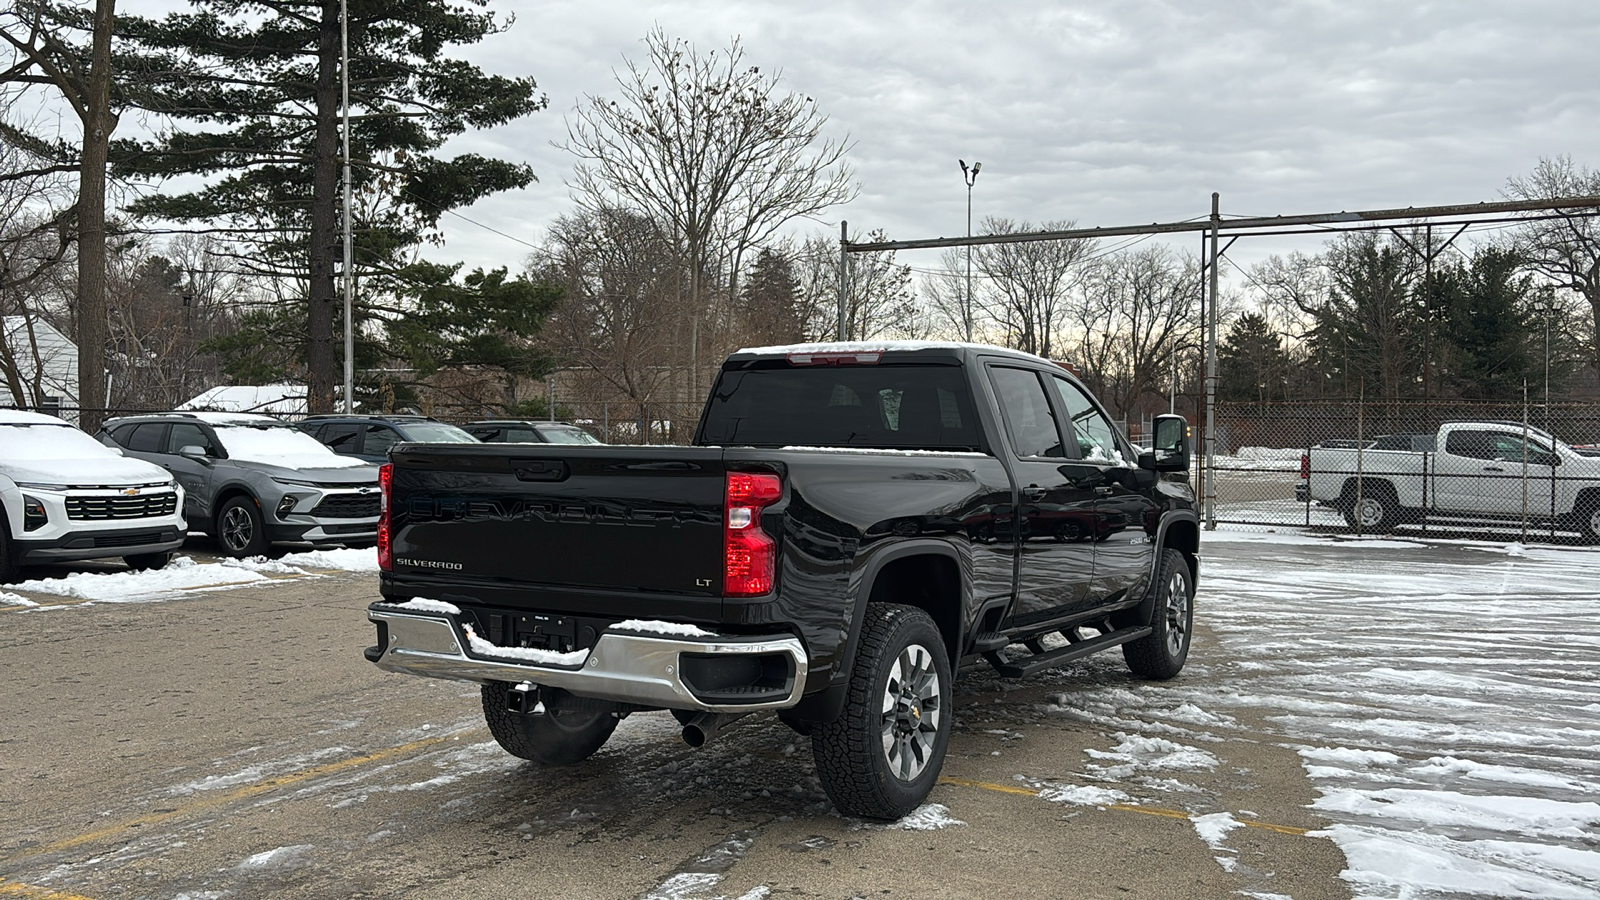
[1204,193,1220,531]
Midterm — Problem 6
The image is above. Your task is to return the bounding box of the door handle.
[1022,486,1047,501]
[1482,466,1505,472]
[1094,486,1114,496]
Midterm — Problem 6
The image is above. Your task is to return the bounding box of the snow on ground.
[2,546,379,604]
[1083,525,1600,899]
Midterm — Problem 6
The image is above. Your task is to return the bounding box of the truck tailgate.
[389,444,727,596]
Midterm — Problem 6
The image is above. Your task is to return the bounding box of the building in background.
[1,316,79,421]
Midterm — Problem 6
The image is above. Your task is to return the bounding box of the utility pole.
[1205,193,1220,530]
[959,160,981,341]
[837,221,848,341]
[340,0,355,413]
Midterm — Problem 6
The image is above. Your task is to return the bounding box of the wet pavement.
[3,532,1592,899]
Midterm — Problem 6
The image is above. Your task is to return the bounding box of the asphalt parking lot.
[2,533,1594,899]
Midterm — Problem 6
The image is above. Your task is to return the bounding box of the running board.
[982,625,1153,678]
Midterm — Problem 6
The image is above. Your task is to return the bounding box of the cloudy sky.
[422,0,1600,277]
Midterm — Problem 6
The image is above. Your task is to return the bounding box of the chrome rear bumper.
[366,605,808,713]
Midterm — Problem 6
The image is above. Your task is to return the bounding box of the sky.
[411,0,1600,278]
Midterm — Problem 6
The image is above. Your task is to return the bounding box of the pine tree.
[1218,312,1290,403]
[1431,248,1537,400]
[112,0,545,411]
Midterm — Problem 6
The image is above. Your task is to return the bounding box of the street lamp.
[959,159,981,341]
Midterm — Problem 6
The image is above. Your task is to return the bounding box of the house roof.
[178,384,307,415]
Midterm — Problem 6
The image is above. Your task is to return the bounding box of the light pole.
[959,159,981,341]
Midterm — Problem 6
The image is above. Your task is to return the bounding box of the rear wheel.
[1123,548,1194,680]
[812,603,952,821]
[1342,482,1399,531]
[124,551,172,571]
[1577,499,1600,544]
[481,682,618,765]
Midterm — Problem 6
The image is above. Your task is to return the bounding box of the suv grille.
[66,492,179,521]
[310,494,380,519]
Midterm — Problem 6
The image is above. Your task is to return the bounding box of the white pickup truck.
[1300,421,1600,540]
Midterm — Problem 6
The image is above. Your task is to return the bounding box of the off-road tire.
[1123,548,1194,680]
[1341,481,1399,531]
[216,496,269,558]
[481,681,618,765]
[812,603,952,821]
[124,551,172,571]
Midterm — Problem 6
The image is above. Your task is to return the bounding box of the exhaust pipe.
[681,711,749,748]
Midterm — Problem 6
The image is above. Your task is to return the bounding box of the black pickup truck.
[366,342,1198,819]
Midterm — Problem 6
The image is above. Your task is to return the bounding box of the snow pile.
[276,547,380,572]
[612,619,717,637]
[1036,784,1131,807]
[461,624,589,666]
[6,555,273,601]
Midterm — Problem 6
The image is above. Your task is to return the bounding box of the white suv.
[0,409,187,582]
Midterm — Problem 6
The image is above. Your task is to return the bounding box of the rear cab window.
[699,362,982,451]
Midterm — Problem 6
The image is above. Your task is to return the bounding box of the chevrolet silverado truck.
[1301,421,1600,539]
[365,342,1199,819]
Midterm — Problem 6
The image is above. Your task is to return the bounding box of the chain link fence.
[1207,400,1600,544]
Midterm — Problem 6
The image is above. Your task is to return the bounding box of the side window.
[126,423,168,453]
[321,423,362,453]
[1049,377,1125,466]
[363,425,401,456]
[509,428,540,442]
[167,423,215,455]
[467,427,502,442]
[989,367,1064,459]
[1445,431,1492,459]
[110,423,139,446]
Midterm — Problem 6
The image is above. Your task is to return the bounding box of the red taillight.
[377,463,393,572]
[1300,453,1310,480]
[725,472,782,596]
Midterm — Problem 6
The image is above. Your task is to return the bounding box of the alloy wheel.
[879,642,942,782]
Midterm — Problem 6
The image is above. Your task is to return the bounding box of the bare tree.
[562,28,856,391]
[1504,155,1600,374]
[533,207,684,427]
[2,0,118,429]
[974,218,1095,358]
[790,232,919,342]
[1066,246,1201,417]
[921,249,980,342]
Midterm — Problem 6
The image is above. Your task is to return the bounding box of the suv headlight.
[271,477,320,488]
[22,495,48,531]
[15,482,71,491]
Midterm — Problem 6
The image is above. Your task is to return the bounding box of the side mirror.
[179,444,213,465]
[1149,414,1190,472]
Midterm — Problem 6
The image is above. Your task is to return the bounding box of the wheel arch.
[788,539,963,727]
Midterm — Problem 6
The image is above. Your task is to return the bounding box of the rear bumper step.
[366,605,808,713]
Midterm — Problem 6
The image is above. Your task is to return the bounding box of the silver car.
[100,412,380,558]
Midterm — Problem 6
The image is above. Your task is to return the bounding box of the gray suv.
[99,412,380,558]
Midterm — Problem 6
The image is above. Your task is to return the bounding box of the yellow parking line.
[11,728,483,863]
[937,776,1310,836]
[0,879,98,900]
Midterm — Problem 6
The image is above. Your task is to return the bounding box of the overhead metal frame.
[837,194,1600,529]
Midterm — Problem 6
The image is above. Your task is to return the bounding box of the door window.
[990,367,1064,459]
[320,423,362,453]
[126,423,168,453]
[363,425,401,456]
[1049,377,1126,466]
[167,423,216,455]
